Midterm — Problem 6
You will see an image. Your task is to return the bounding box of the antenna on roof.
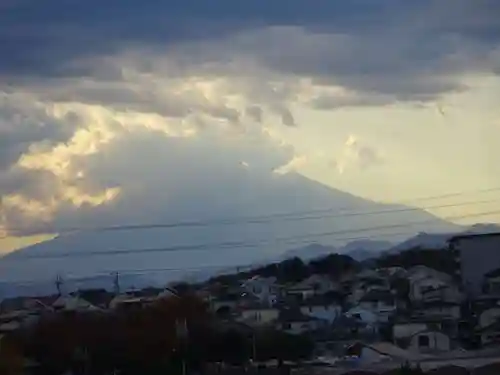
[55,274,64,296]
[112,272,120,295]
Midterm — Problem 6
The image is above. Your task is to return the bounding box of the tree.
[19,295,212,375]
[254,330,313,362]
[0,335,24,375]
[376,248,457,276]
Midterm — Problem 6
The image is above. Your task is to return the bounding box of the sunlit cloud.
[0,0,499,248]
[273,155,308,175]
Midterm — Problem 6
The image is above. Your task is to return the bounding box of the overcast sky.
[1,0,500,253]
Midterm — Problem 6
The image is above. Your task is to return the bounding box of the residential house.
[209,291,242,315]
[407,266,462,304]
[325,315,373,341]
[277,309,325,335]
[408,330,452,353]
[393,317,457,348]
[299,294,342,323]
[236,303,279,327]
[411,301,461,321]
[241,276,280,305]
[0,296,56,315]
[0,316,22,334]
[477,306,500,346]
[344,306,379,334]
[0,296,56,334]
[378,267,407,278]
[478,319,500,347]
[448,232,500,297]
[109,289,159,311]
[482,268,500,296]
[76,289,114,310]
[355,268,382,281]
[344,342,420,365]
[330,315,367,339]
[478,306,500,329]
[52,294,98,312]
[286,274,338,301]
[357,290,396,322]
[348,274,390,305]
[393,321,431,342]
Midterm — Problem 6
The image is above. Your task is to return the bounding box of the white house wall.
[393,323,428,340]
[479,308,500,329]
[409,331,451,352]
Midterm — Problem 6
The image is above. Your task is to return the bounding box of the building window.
[418,335,430,348]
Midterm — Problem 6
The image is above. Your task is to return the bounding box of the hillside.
[0,172,460,287]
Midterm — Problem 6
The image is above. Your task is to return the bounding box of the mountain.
[338,240,393,260]
[0,172,461,290]
[280,243,337,261]
[387,223,500,253]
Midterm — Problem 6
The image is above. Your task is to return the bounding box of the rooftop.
[485,268,500,279]
[279,308,318,323]
[300,292,343,306]
[448,232,500,243]
[359,290,394,304]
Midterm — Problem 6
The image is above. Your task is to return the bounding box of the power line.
[4,216,500,289]
[3,191,500,238]
[6,207,500,260]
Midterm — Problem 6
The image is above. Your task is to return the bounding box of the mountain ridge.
[0,172,461,284]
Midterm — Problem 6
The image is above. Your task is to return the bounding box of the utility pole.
[176,318,188,375]
[112,272,120,295]
[55,274,63,296]
[252,332,256,363]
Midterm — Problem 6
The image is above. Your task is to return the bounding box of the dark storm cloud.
[1,0,497,78]
[0,97,77,171]
[0,0,397,77]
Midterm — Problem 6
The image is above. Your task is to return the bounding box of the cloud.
[279,108,296,127]
[273,155,308,175]
[0,0,499,240]
[245,106,264,123]
[0,1,498,101]
[335,135,383,174]
[0,70,298,235]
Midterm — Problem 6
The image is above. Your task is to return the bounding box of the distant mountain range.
[277,223,500,262]
[1,223,499,298]
[385,223,500,254]
[1,169,496,297]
